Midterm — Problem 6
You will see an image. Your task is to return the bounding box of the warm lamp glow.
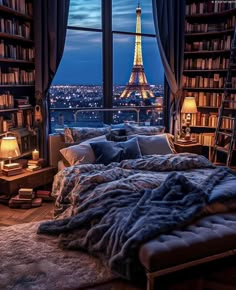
[0,137,21,163]
[181,97,198,140]
[181,97,198,114]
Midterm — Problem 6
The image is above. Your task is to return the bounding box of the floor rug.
[0,221,117,290]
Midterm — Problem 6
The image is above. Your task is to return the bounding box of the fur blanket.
[38,166,236,281]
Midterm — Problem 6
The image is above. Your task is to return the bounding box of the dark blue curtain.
[152,0,186,136]
[34,0,70,159]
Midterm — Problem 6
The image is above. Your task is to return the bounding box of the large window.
[49,0,164,132]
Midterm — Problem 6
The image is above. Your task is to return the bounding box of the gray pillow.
[60,135,107,166]
[128,134,174,155]
[124,124,165,136]
[64,127,110,144]
[90,137,141,165]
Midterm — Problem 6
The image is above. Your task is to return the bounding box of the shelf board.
[184,50,231,55]
[0,58,34,64]
[183,87,236,92]
[183,69,231,73]
[185,8,236,20]
[0,5,33,20]
[0,32,33,43]
[183,125,217,129]
[0,84,34,88]
[0,108,18,113]
[185,28,234,38]
[0,106,32,113]
[197,106,236,110]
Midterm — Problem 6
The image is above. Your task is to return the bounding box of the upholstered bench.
[139,213,236,290]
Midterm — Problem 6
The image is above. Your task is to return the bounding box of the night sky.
[53,0,164,86]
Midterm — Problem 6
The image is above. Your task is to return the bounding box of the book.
[27,158,45,166]
[28,158,44,165]
[26,165,41,171]
[36,190,53,201]
[9,194,32,204]
[3,163,21,170]
[2,168,23,176]
[32,197,42,207]
[19,188,33,194]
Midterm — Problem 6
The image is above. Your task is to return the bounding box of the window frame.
[49,0,163,130]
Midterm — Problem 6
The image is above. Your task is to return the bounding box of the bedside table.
[0,167,56,196]
[174,142,202,155]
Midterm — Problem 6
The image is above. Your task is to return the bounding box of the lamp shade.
[181,97,198,114]
[0,136,21,159]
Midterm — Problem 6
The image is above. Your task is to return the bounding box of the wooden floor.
[0,201,55,227]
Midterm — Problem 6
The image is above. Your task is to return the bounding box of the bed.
[45,126,236,290]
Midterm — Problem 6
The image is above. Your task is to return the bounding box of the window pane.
[68,0,101,29]
[112,0,155,35]
[113,34,164,124]
[50,30,103,132]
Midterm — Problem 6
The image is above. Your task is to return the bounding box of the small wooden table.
[0,167,56,196]
[174,141,202,155]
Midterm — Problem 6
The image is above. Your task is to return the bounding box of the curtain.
[34,0,70,159]
[152,0,185,135]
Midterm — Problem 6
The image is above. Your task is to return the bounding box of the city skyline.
[52,0,164,86]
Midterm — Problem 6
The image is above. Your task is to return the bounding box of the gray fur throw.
[38,166,235,281]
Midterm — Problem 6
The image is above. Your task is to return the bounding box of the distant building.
[120,3,155,100]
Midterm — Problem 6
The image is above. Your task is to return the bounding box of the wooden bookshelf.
[183,1,236,147]
[0,1,36,157]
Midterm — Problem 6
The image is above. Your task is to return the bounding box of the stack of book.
[2,162,22,176]
[8,187,42,209]
[36,190,54,201]
[27,158,45,171]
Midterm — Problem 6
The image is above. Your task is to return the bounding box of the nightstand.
[0,167,56,197]
[174,142,202,155]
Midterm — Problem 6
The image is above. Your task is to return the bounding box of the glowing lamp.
[181,97,198,140]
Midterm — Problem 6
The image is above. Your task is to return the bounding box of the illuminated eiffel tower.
[120,2,154,99]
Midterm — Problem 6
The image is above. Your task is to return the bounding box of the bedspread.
[38,153,236,280]
[52,153,215,219]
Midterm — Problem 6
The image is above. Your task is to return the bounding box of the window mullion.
[102,0,113,123]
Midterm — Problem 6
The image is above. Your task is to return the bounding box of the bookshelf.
[183,1,236,148]
[0,0,36,157]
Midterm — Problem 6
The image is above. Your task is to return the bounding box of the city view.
[49,1,164,132]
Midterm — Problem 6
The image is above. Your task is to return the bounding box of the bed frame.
[48,109,236,290]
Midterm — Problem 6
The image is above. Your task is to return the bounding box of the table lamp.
[0,136,21,164]
[181,96,197,140]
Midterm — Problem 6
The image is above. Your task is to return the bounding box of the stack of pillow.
[60,124,176,167]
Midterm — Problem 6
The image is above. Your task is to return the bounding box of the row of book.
[189,92,236,109]
[185,36,232,52]
[184,57,230,70]
[8,188,53,209]
[0,92,14,109]
[182,75,226,89]
[185,18,235,33]
[0,107,33,133]
[0,0,33,16]
[0,67,35,85]
[182,112,234,129]
[0,40,34,61]
[186,1,236,16]
[0,18,31,39]
[194,133,215,147]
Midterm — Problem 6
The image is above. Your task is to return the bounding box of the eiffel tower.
[120,2,154,100]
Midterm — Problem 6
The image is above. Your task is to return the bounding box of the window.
[49,0,164,133]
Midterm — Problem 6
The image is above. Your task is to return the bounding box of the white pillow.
[128,134,174,155]
[60,135,107,166]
